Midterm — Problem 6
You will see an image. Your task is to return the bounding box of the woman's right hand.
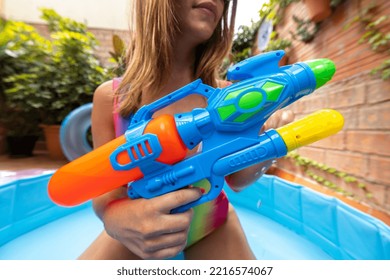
[95,187,202,260]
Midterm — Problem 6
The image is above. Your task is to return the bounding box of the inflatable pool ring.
[60,103,93,161]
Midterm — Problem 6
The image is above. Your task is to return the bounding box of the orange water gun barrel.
[48,115,188,206]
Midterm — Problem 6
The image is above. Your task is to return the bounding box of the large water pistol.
[48,50,343,212]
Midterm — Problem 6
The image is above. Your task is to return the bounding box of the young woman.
[79,0,291,260]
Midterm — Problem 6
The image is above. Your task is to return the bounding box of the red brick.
[337,108,359,130]
[358,103,390,130]
[327,84,366,109]
[311,131,345,150]
[346,131,390,156]
[295,94,329,114]
[325,150,368,177]
[366,80,390,104]
[385,187,390,211]
[363,181,388,206]
[367,155,390,185]
[275,157,303,175]
[296,147,326,163]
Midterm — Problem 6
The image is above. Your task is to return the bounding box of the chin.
[190,23,217,44]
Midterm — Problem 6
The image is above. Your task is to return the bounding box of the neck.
[158,41,198,97]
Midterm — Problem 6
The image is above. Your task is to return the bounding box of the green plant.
[3,9,109,126]
[259,0,300,26]
[0,18,51,136]
[264,32,292,52]
[40,8,108,124]
[330,0,345,8]
[290,15,319,43]
[344,2,390,80]
[286,151,373,199]
[231,20,261,63]
[108,34,127,77]
[230,1,299,64]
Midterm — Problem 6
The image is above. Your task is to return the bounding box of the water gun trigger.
[171,175,225,213]
[130,79,215,126]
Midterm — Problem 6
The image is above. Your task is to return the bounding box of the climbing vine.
[344,1,390,80]
[286,151,373,199]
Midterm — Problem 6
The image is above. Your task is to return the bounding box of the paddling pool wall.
[0,173,389,259]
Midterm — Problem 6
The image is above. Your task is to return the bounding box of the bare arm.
[90,81,126,219]
[89,81,201,259]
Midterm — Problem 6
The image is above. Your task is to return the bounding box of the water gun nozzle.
[305,59,336,89]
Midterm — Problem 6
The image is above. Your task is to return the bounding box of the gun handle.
[171,175,225,214]
[131,79,215,125]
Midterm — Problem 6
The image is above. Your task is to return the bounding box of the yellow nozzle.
[276,109,344,152]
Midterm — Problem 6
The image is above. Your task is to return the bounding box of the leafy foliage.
[286,151,372,199]
[344,3,390,80]
[1,8,109,135]
[290,15,319,43]
[0,18,51,136]
[231,21,261,63]
[264,32,292,52]
[108,34,127,77]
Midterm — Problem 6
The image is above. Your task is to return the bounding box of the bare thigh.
[78,230,141,260]
[78,204,254,260]
[184,204,255,260]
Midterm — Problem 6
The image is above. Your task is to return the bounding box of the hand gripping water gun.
[48,50,343,213]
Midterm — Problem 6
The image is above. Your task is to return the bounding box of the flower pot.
[6,135,38,158]
[304,0,331,23]
[41,124,66,160]
[278,55,289,66]
[0,125,7,155]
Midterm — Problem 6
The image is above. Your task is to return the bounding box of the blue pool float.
[60,103,93,161]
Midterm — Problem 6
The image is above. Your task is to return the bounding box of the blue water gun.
[48,51,343,212]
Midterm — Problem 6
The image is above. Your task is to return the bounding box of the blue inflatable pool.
[0,173,389,260]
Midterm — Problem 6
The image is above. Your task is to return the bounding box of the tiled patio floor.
[0,150,68,184]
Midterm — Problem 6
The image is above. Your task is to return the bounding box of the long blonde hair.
[116,0,237,116]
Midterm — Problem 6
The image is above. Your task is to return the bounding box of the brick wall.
[274,0,390,214]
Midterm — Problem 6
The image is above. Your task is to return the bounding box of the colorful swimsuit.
[112,78,229,246]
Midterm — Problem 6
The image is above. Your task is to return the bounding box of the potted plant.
[108,34,127,77]
[231,20,261,64]
[9,9,108,160]
[0,18,50,157]
[263,32,292,65]
[290,15,319,43]
[39,9,108,160]
[304,0,332,23]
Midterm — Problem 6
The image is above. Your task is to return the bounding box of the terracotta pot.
[6,135,38,158]
[304,0,331,23]
[278,55,289,66]
[41,124,66,160]
[0,125,7,155]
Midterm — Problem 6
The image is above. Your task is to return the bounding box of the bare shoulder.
[93,80,114,105]
[91,80,116,148]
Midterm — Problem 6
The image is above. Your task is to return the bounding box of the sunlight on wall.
[3,0,130,30]
[4,0,265,31]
